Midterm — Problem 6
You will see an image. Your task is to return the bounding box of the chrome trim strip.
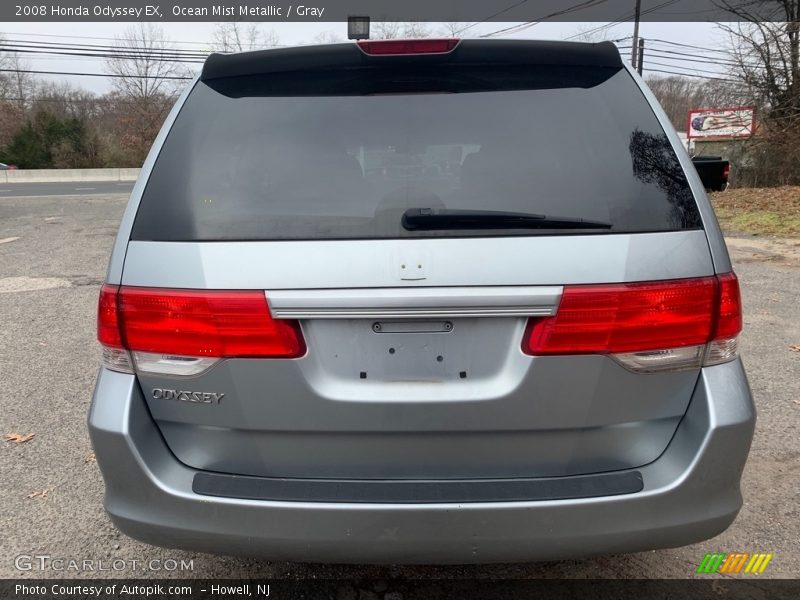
[272,307,555,319]
[266,286,561,319]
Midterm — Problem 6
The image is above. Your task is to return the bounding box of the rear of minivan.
[88,39,755,563]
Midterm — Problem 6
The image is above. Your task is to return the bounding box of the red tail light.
[523,275,742,357]
[97,284,123,349]
[357,39,459,56]
[723,163,731,179]
[713,272,742,339]
[97,285,305,359]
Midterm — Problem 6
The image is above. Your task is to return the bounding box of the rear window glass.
[132,65,701,241]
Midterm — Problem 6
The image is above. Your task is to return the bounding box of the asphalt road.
[1,190,798,584]
[0,181,134,198]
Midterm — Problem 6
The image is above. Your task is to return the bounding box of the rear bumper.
[88,360,755,564]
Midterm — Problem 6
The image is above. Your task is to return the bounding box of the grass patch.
[710,186,800,237]
[713,207,800,236]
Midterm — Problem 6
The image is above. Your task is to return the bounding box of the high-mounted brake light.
[97,285,305,375]
[357,39,459,56]
[522,274,742,372]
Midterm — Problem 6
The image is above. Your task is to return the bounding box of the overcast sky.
[1,21,732,93]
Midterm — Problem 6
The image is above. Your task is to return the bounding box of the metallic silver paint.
[121,230,713,289]
[136,343,701,478]
[88,360,755,563]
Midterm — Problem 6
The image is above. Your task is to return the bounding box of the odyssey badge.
[152,388,224,404]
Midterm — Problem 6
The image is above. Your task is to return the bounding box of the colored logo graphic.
[696,552,773,574]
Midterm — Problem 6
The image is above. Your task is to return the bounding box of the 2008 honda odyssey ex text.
[89,39,755,563]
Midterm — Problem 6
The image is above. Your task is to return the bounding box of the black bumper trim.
[192,470,644,504]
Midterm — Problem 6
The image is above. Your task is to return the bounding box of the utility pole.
[631,0,642,69]
[637,38,645,75]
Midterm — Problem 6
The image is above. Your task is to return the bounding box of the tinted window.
[132,66,701,241]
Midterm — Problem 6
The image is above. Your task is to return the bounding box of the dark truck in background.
[692,156,730,192]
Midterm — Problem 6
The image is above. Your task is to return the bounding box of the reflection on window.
[629,130,702,229]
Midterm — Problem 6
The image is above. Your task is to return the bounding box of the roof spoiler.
[200,39,623,82]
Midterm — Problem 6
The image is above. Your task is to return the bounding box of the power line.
[639,57,740,80]
[649,38,733,55]
[642,66,737,82]
[0,37,211,57]
[642,58,730,77]
[564,21,624,41]
[454,0,534,35]
[641,48,761,70]
[618,43,765,71]
[562,0,681,41]
[0,67,193,80]
[0,29,214,47]
[0,45,205,64]
[479,0,611,38]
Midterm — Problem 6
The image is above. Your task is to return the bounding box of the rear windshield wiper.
[401,208,613,231]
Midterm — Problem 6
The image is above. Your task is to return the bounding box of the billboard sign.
[687,106,756,139]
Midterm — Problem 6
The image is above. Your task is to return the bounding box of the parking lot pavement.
[1,192,798,581]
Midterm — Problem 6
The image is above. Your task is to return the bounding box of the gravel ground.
[1,193,798,582]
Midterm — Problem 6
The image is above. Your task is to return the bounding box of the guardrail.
[1,168,140,183]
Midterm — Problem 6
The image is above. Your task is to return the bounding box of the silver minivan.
[89,38,755,563]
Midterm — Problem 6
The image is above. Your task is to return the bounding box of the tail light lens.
[357,39,459,56]
[97,285,305,375]
[523,274,742,372]
[98,284,123,349]
[713,272,742,338]
[97,285,133,373]
[705,272,742,366]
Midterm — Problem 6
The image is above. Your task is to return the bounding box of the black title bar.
[4,1,793,22]
[4,579,800,600]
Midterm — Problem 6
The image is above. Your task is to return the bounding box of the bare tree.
[105,23,188,165]
[372,21,402,39]
[371,21,433,39]
[438,22,475,37]
[720,11,799,119]
[32,81,99,122]
[313,30,344,44]
[0,35,36,111]
[717,0,800,184]
[568,24,614,43]
[402,22,432,38]
[105,23,187,103]
[212,22,280,52]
